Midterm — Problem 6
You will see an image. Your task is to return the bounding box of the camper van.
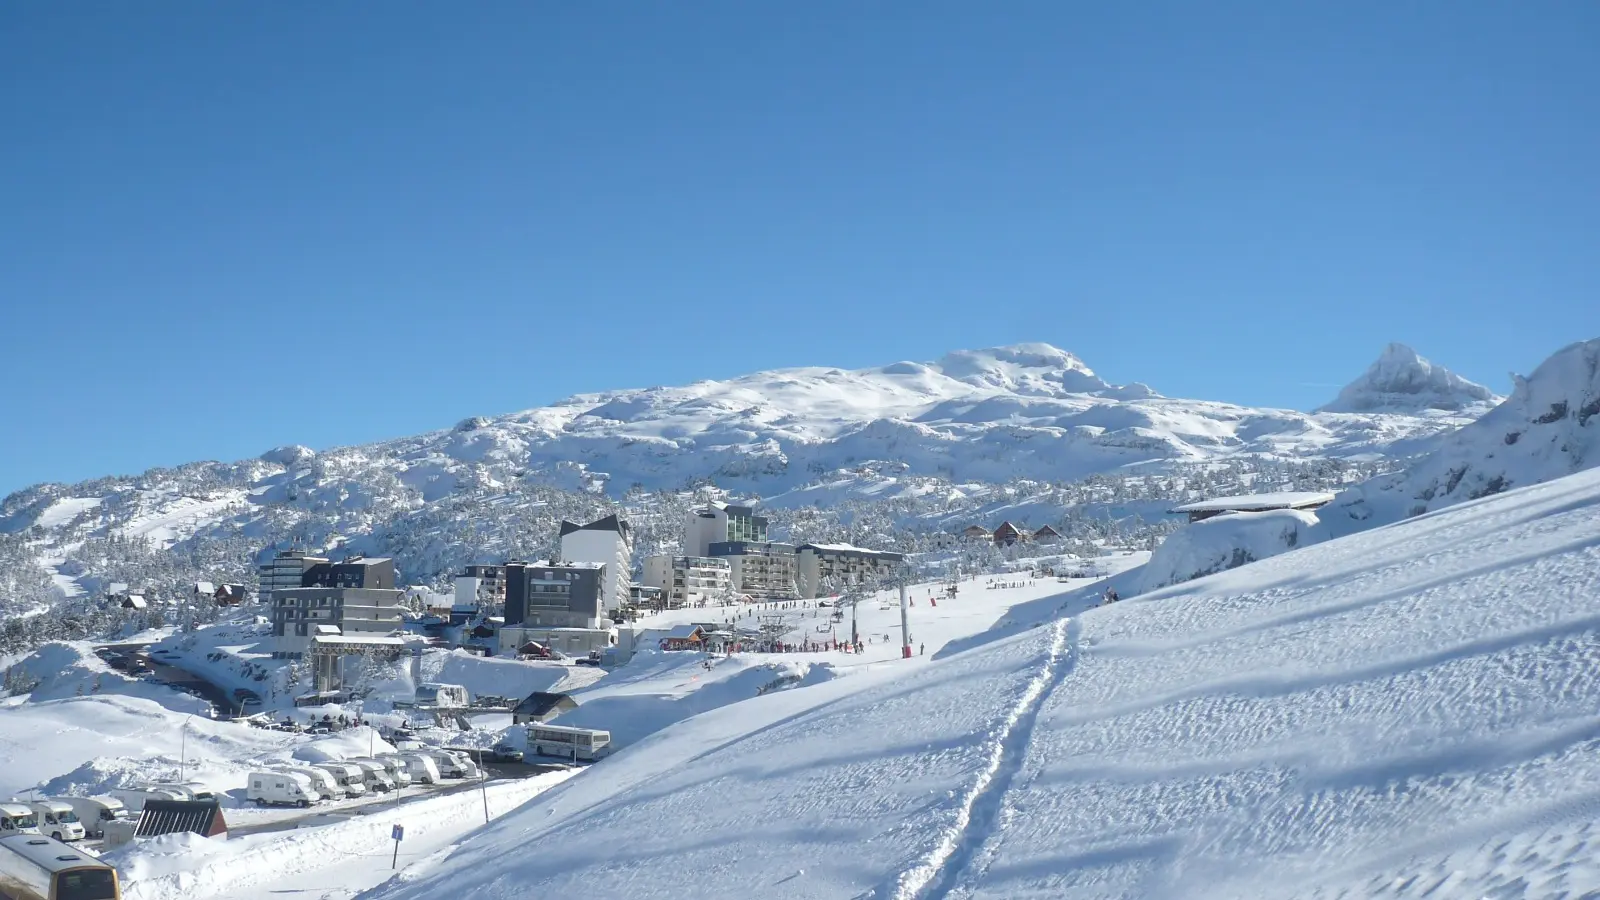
[0,834,120,900]
[311,764,369,798]
[528,725,612,761]
[379,753,440,785]
[25,802,84,843]
[418,750,473,779]
[109,787,188,814]
[247,772,322,808]
[0,804,40,838]
[354,757,411,788]
[343,761,397,793]
[51,797,128,840]
[275,767,345,801]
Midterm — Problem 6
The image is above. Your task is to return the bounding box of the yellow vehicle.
[0,834,119,899]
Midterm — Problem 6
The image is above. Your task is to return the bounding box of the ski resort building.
[1169,491,1337,524]
[685,503,769,556]
[499,561,613,658]
[271,587,406,655]
[559,515,633,613]
[642,555,733,608]
[256,550,329,607]
[707,541,798,601]
[794,543,905,599]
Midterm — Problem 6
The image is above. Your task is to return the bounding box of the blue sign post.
[391,824,404,869]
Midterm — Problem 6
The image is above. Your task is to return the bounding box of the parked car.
[486,744,524,763]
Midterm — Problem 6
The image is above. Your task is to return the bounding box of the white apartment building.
[794,543,906,599]
[709,541,799,601]
[559,515,633,613]
[684,503,768,557]
[642,555,733,608]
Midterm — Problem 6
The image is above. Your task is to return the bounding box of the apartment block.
[794,543,905,599]
[642,555,733,608]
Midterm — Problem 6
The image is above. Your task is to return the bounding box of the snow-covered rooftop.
[796,542,902,556]
[1169,491,1336,514]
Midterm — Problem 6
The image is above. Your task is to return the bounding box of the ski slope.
[363,467,1600,900]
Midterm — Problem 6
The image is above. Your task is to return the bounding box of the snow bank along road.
[363,467,1600,900]
[116,769,577,900]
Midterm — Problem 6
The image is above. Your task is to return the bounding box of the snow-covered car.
[487,744,524,763]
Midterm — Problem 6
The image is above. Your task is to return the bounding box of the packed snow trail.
[887,616,1078,900]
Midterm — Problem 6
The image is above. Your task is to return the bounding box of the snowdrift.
[1139,508,1318,592]
[362,466,1600,900]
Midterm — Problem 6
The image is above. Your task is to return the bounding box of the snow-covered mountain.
[355,341,1482,497]
[1138,337,1599,589]
[1317,342,1501,414]
[0,341,1491,629]
[1320,337,1600,535]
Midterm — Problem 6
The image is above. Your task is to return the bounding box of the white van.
[382,753,440,785]
[277,766,345,801]
[344,760,396,793]
[51,796,128,839]
[0,804,40,838]
[247,771,322,808]
[311,763,369,798]
[354,757,411,788]
[26,801,84,843]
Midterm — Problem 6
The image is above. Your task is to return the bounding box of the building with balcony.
[685,503,768,557]
[707,541,798,601]
[642,555,733,608]
[271,587,406,657]
[257,550,329,607]
[499,561,613,658]
[794,543,905,599]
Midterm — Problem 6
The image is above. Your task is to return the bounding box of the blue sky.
[2,2,1597,497]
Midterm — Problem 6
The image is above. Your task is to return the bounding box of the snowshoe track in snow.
[884,616,1079,900]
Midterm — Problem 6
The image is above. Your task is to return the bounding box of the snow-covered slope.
[1317,342,1502,414]
[362,465,1600,900]
[1321,337,1600,535]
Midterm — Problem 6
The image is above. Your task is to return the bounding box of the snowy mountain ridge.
[0,340,1489,628]
[1316,341,1502,414]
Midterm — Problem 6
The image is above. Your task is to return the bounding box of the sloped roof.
[1169,492,1336,514]
[559,513,631,537]
[513,692,578,719]
[135,800,227,838]
[664,624,704,640]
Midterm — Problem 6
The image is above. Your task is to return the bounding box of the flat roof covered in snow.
[1169,491,1337,514]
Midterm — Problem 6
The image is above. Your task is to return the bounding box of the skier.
[919,643,925,656]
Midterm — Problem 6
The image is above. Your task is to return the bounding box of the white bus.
[527,725,611,761]
[0,834,120,900]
